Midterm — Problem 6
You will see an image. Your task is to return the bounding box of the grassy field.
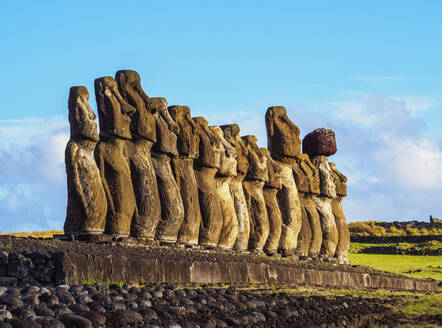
[348,220,442,236]
[349,253,442,280]
[0,230,63,238]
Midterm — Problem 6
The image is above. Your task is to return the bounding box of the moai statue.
[293,154,322,257]
[304,128,339,258]
[265,106,303,256]
[220,124,250,252]
[151,98,185,243]
[168,105,202,245]
[241,135,269,253]
[64,86,107,236]
[330,162,350,264]
[193,117,223,246]
[210,126,239,249]
[94,77,137,237]
[261,148,283,256]
[115,70,161,240]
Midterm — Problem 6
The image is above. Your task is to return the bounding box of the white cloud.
[373,136,442,191]
[0,116,69,232]
[391,95,442,115]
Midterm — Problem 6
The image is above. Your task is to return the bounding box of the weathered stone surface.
[296,194,312,257]
[303,128,337,157]
[168,106,200,159]
[152,98,179,157]
[172,158,201,245]
[115,70,156,143]
[314,195,338,257]
[193,117,222,169]
[53,250,437,292]
[277,164,302,256]
[193,117,222,246]
[265,106,301,163]
[329,162,350,262]
[94,77,136,237]
[332,197,350,263]
[167,106,201,245]
[116,70,161,240]
[152,154,184,243]
[64,86,107,236]
[211,126,238,249]
[151,98,184,242]
[312,156,338,257]
[261,149,282,255]
[220,124,250,252]
[312,156,337,199]
[330,162,347,197]
[296,154,320,195]
[242,136,269,252]
[301,194,322,255]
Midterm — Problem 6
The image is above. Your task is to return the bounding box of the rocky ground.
[0,283,395,328]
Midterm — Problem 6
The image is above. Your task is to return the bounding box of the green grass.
[349,253,442,280]
[0,230,63,238]
[348,221,442,236]
[350,241,441,254]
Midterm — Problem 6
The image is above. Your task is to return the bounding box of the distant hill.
[348,220,442,237]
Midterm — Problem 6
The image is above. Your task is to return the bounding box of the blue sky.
[1,1,441,231]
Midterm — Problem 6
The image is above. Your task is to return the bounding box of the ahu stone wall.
[63,70,351,264]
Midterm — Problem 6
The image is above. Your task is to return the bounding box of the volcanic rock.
[242,135,269,252]
[265,106,301,163]
[193,117,223,246]
[94,76,137,237]
[261,149,283,255]
[211,126,238,249]
[311,156,338,257]
[220,124,250,252]
[277,163,302,256]
[302,128,337,157]
[168,106,201,245]
[64,86,107,236]
[151,98,184,243]
[116,70,161,240]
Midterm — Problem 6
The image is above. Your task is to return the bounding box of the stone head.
[221,124,248,176]
[192,116,208,127]
[193,116,221,168]
[265,105,301,162]
[168,105,200,158]
[115,70,156,143]
[95,76,136,140]
[68,86,99,142]
[220,123,240,145]
[242,135,268,182]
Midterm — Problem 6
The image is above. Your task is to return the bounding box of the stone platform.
[0,236,438,292]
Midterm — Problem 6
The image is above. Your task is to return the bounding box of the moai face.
[210,125,237,177]
[95,76,136,140]
[193,116,221,168]
[151,97,180,157]
[265,106,301,163]
[68,86,99,142]
[241,135,268,182]
[168,105,200,159]
[221,124,249,176]
[115,70,156,143]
